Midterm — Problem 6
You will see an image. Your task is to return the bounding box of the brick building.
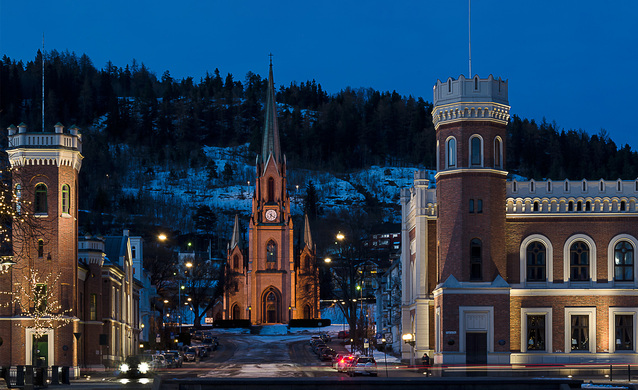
[0,123,83,373]
[401,75,638,366]
[220,61,320,324]
[78,231,141,369]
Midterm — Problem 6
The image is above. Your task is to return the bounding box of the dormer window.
[474,77,479,90]
[582,181,587,192]
[530,180,535,193]
[565,181,570,192]
[547,181,552,192]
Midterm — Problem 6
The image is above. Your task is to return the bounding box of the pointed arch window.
[446,138,456,168]
[266,241,277,269]
[267,177,275,203]
[570,241,590,281]
[61,184,70,214]
[470,239,482,281]
[526,242,546,281]
[470,136,482,167]
[614,241,634,282]
[35,184,47,214]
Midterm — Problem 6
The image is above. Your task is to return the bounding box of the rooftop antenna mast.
[42,33,45,131]
[468,0,472,77]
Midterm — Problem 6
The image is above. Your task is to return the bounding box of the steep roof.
[260,58,282,168]
[230,214,242,250]
[303,214,313,250]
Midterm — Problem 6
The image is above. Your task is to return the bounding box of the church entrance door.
[262,288,281,323]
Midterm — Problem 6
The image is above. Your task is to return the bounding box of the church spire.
[230,214,242,250]
[303,214,314,251]
[261,55,282,168]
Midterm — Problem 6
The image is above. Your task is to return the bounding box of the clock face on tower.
[265,209,277,221]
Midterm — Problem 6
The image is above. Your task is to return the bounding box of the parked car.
[336,355,355,372]
[348,356,377,377]
[184,347,197,362]
[320,334,331,343]
[164,354,177,368]
[312,342,327,354]
[116,355,155,379]
[151,354,167,369]
[164,351,183,368]
[337,330,350,339]
[309,335,322,345]
[319,347,337,361]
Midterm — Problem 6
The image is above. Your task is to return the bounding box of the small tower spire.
[303,214,313,251]
[230,214,242,250]
[261,55,281,168]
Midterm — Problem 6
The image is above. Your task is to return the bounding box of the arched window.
[494,137,502,169]
[14,184,21,214]
[621,201,626,211]
[470,136,482,166]
[263,288,280,323]
[266,241,277,269]
[37,239,44,258]
[533,202,539,212]
[585,201,591,211]
[577,201,582,211]
[61,184,70,214]
[526,242,546,281]
[565,181,570,191]
[446,138,456,168]
[233,255,240,270]
[35,184,47,213]
[267,177,275,203]
[470,239,482,281]
[547,181,552,192]
[570,242,589,281]
[614,241,634,281]
[530,181,535,192]
[568,201,574,211]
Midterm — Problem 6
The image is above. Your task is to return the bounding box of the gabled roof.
[230,214,242,250]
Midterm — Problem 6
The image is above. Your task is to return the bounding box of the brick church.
[221,61,320,324]
[401,74,638,367]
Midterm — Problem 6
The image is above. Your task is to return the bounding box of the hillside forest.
[2,50,638,243]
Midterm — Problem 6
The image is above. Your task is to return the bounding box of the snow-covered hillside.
[119,143,434,234]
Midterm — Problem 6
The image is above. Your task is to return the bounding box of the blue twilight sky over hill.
[2,1,637,151]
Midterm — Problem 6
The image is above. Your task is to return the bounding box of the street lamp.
[324,257,332,264]
[381,338,389,377]
[402,333,416,368]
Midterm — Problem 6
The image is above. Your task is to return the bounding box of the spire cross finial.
[269,53,273,66]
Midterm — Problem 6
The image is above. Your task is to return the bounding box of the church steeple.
[260,55,282,168]
[303,214,314,251]
[229,214,242,250]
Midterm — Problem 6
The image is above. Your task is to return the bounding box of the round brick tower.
[432,75,511,366]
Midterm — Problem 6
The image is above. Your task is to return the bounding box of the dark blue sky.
[2,1,637,151]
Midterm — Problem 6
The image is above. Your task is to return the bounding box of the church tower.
[222,60,319,324]
[432,75,511,365]
[247,59,294,324]
[1,122,83,369]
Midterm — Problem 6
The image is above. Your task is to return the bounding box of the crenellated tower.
[1,122,83,369]
[432,75,511,365]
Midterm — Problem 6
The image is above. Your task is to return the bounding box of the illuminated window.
[90,294,97,321]
[571,315,589,351]
[615,315,633,351]
[61,184,70,213]
[527,315,546,351]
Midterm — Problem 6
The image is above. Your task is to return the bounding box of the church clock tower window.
[266,241,277,269]
[267,177,275,203]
